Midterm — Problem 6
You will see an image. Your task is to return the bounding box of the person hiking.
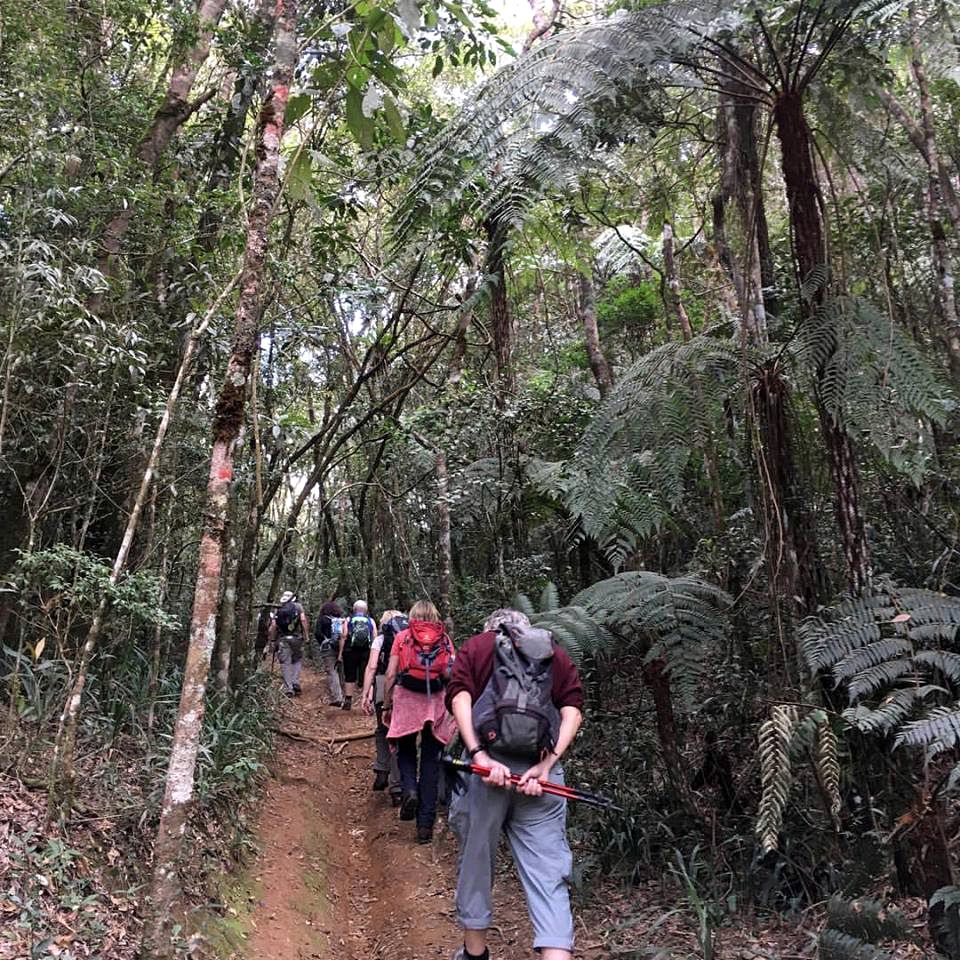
[445,608,584,960]
[382,600,456,844]
[269,591,311,697]
[338,599,377,711]
[360,608,407,802]
[314,600,346,707]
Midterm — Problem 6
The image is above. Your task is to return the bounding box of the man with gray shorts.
[446,608,584,960]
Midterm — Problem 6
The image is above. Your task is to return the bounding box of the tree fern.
[563,335,740,565]
[802,581,960,750]
[570,570,732,704]
[798,297,953,483]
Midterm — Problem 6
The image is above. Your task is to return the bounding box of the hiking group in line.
[266,592,584,960]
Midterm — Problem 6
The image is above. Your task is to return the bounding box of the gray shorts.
[449,762,574,952]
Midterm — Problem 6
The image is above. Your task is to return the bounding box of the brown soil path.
[240,667,537,960]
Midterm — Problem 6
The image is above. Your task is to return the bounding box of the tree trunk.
[576,267,614,397]
[642,657,693,811]
[436,449,452,628]
[145,1,297,949]
[715,61,773,339]
[908,26,960,383]
[661,222,694,340]
[46,273,239,821]
[773,88,870,595]
[522,0,559,52]
[485,216,514,397]
[93,0,229,299]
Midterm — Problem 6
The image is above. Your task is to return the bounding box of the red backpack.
[397,620,454,695]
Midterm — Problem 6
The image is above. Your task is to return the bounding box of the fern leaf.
[818,928,891,960]
[757,705,797,854]
[894,703,960,753]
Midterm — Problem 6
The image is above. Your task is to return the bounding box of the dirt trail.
[240,667,536,960]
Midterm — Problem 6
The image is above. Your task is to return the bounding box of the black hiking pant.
[396,728,442,829]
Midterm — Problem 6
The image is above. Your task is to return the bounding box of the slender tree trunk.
[93,0,229,298]
[662,222,724,528]
[46,273,239,821]
[661,222,694,340]
[642,657,693,811]
[908,27,960,383]
[213,492,241,696]
[773,89,870,596]
[522,0,559,52]
[576,267,614,397]
[485,216,514,397]
[145,2,297,949]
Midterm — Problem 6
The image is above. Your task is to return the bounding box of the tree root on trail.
[272,727,375,746]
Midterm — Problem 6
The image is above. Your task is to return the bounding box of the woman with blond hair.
[382,599,456,843]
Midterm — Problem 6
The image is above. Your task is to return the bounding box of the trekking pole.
[443,757,622,811]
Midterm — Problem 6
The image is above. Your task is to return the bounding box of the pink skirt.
[387,685,456,744]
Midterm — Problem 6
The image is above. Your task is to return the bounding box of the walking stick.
[443,757,622,811]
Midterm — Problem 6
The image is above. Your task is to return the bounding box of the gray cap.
[483,608,531,632]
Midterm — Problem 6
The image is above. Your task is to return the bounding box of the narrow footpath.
[238,666,537,960]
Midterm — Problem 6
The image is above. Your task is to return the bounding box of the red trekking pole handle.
[444,757,621,811]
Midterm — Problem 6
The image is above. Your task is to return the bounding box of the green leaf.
[383,94,405,142]
[432,54,444,77]
[345,85,374,150]
[284,93,310,126]
[377,14,398,55]
[285,150,313,202]
[444,1,472,28]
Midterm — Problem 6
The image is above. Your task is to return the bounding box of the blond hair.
[409,599,441,622]
[380,608,404,627]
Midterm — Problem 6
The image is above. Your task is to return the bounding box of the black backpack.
[276,600,299,636]
[346,614,373,651]
[473,625,558,761]
[377,615,409,674]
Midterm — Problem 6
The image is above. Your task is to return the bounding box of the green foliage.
[596,275,660,341]
[799,296,953,482]
[818,929,891,960]
[756,706,841,854]
[564,335,740,566]
[571,570,732,703]
[801,581,960,750]
[826,896,915,944]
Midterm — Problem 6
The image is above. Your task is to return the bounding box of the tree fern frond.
[816,717,842,820]
[539,581,560,614]
[818,929,891,960]
[757,705,797,854]
[512,593,536,619]
[894,704,960,753]
[826,897,915,945]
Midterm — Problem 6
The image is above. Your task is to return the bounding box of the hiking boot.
[372,770,389,791]
[330,700,343,708]
[416,825,433,844]
[399,791,418,821]
[341,696,352,711]
[390,791,402,808]
[452,949,488,960]
[292,683,302,695]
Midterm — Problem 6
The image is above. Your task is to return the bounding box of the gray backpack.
[473,625,559,761]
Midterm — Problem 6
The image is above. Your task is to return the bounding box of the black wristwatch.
[468,745,484,759]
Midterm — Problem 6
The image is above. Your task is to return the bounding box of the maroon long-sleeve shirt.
[444,630,585,712]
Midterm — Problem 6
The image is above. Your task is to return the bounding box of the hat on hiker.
[484,608,531,632]
[280,591,295,603]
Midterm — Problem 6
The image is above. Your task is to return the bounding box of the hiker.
[382,600,456,844]
[445,608,584,960]
[314,600,346,707]
[269,591,311,697]
[339,599,377,711]
[360,608,408,802]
